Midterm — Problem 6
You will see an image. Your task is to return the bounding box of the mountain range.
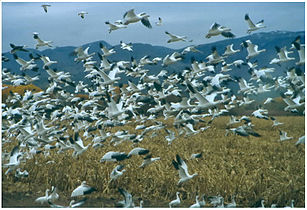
[2,30,305,93]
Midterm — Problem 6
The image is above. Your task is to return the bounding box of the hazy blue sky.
[2,2,305,52]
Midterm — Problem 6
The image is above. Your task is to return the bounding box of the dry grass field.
[2,116,305,208]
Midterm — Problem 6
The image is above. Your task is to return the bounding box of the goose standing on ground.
[48,186,59,202]
[35,189,50,204]
[33,32,53,49]
[284,200,295,208]
[41,4,51,13]
[172,154,198,184]
[122,9,152,28]
[105,20,127,33]
[165,31,191,43]
[189,195,201,208]
[245,14,266,34]
[169,192,181,208]
[205,22,235,38]
[78,11,88,19]
[71,181,97,197]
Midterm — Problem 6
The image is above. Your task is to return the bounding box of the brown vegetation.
[2,116,305,207]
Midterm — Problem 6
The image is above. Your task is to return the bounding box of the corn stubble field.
[2,116,305,207]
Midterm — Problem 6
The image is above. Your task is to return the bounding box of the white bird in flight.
[245,14,266,34]
[41,4,51,13]
[78,11,88,19]
[122,9,152,28]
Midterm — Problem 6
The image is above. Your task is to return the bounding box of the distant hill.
[2,30,305,92]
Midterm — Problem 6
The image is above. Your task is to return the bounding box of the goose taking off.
[122,9,152,28]
[35,189,50,204]
[78,11,88,19]
[205,22,235,38]
[4,145,23,175]
[245,14,266,34]
[172,154,198,184]
[41,4,51,13]
[110,165,126,182]
[278,130,293,141]
[139,154,160,168]
[71,181,97,197]
[165,31,191,43]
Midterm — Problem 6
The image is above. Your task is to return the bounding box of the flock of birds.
[2,4,305,208]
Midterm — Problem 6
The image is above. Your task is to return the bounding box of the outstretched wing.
[245,14,255,28]
[123,9,136,19]
[141,17,152,28]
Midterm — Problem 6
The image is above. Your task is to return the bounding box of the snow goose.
[199,195,206,207]
[35,189,50,204]
[209,195,223,207]
[258,199,265,208]
[270,46,295,65]
[139,154,160,168]
[241,40,266,60]
[155,17,162,26]
[205,22,235,38]
[280,93,304,112]
[110,165,126,182]
[117,188,135,208]
[225,195,236,208]
[33,32,53,49]
[278,130,293,141]
[172,154,198,184]
[165,31,191,43]
[206,46,224,65]
[99,42,116,56]
[39,54,58,69]
[190,152,203,160]
[284,200,294,208]
[73,46,95,62]
[41,4,51,13]
[181,45,202,55]
[189,195,201,208]
[48,198,87,208]
[295,136,305,146]
[4,145,22,175]
[270,117,284,127]
[12,54,37,71]
[169,192,180,208]
[78,11,88,19]
[120,41,133,51]
[48,186,59,202]
[10,43,28,54]
[14,168,29,178]
[292,40,305,66]
[105,20,127,33]
[223,44,240,56]
[127,147,149,158]
[164,128,176,145]
[162,52,183,67]
[68,132,91,158]
[71,181,96,197]
[245,14,266,34]
[122,9,152,28]
[100,151,128,162]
